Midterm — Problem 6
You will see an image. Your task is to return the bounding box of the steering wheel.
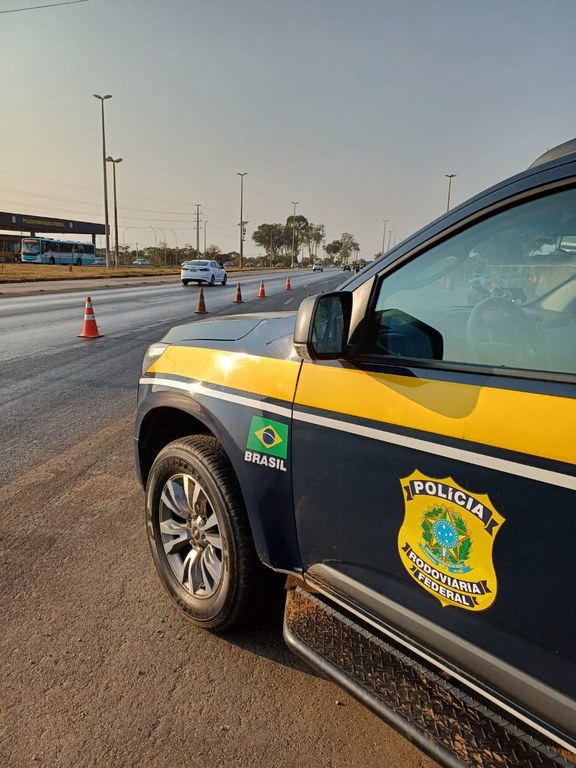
[466,297,547,369]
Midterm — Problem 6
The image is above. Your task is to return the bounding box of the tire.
[145,436,273,632]
[209,274,215,286]
[182,280,189,286]
[76,258,82,266]
[221,273,228,286]
[49,257,55,265]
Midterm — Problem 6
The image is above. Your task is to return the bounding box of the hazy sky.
[2,0,576,258]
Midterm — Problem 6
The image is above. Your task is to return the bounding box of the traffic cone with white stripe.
[77,297,103,338]
[257,279,266,298]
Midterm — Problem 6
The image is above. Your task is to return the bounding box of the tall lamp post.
[445,173,456,212]
[168,228,178,264]
[106,156,122,266]
[94,94,112,267]
[291,201,299,269]
[381,218,388,255]
[237,173,247,270]
[157,227,167,264]
[148,225,157,262]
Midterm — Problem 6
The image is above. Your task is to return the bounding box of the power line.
[1,0,89,13]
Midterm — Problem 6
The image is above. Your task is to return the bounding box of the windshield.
[22,239,41,255]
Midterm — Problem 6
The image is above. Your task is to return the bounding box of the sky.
[2,0,576,259]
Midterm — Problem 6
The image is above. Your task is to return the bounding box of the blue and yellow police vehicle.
[136,139,576,767]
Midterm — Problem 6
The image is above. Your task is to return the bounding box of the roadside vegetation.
[0,262,179,283]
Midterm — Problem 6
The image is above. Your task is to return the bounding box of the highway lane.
[0,271,344,488]
[0,271,437,768]
[0,269,337,363]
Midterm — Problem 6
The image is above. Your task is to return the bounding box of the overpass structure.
[0,211,105,239]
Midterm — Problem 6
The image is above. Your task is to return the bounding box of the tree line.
[251,215,360,267]
[115,213,362,267]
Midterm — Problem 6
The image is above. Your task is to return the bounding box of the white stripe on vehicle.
[139,376,576,491]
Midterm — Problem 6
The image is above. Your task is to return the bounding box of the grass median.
[0,263,180,283]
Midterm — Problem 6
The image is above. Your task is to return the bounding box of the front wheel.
[182,280,189,286]
[145,436,274,632]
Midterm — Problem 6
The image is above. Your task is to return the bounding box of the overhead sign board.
[0,211,105,236]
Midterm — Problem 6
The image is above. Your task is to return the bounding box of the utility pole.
[195,204,201,258]
[204,221,207,255]
[291,201,299,269]
[381,219,388,255]
[237,172,247,270]
[445,174,456,211]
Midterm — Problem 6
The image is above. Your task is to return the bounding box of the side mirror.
[293,292,352,361]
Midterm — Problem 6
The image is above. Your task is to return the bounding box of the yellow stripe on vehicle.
[294,365,576,467]
[147,346,576,468]
[147,346,301,403]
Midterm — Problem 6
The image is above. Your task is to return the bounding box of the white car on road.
[181,260,227,286]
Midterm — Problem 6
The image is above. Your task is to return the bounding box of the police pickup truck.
[135,140,576,767]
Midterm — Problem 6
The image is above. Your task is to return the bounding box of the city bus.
[0,234,22,263]
[21,237,98,266]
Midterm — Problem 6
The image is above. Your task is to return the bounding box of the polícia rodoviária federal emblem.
[398,471,505,611]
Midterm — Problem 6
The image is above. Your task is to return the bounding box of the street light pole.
[237,173,247,270]
[381,219,388,255]
[168,228,178,264]
[106,156,122,267]
[204,220,207,255]
[291,201,299,269]
[445,173,456,212]
[122,226,133,263]
[157,227,167,264]
[94,94,112,268]
[148,225,157,262]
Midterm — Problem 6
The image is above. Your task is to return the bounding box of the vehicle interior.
[364,186,576,376]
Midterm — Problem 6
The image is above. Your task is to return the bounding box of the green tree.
[286,214,309,263]
[252,223,290,265]
[325,240,342,262]
[340,232,360,265]
[302,223,326,261]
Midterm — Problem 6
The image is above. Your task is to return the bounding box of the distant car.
[181,259,227,286]
[93,257,106,266]
[133,258,151,266]
[224,261,234,267]
[312,263,324,272]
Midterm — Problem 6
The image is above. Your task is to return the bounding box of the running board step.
[283,586,575,768]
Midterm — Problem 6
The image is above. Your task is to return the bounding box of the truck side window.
[363,187,576,376]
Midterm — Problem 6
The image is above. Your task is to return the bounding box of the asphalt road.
[0,271,437,768]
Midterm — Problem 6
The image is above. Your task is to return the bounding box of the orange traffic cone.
[195,287,208,314]
[234,282,243,304]
[78,297,103,338]
[284,277,292,291]
[257,279,266,298]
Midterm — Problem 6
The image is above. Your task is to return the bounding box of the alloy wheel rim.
[158,472,223,598]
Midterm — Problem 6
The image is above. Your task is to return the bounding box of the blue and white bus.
[21,237,98,266]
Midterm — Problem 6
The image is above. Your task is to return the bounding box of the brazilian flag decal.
[246,416,289,459]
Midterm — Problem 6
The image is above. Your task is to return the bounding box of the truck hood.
[160,311,299,358]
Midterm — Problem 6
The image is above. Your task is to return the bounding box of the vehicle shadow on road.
[221,590,321,677]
